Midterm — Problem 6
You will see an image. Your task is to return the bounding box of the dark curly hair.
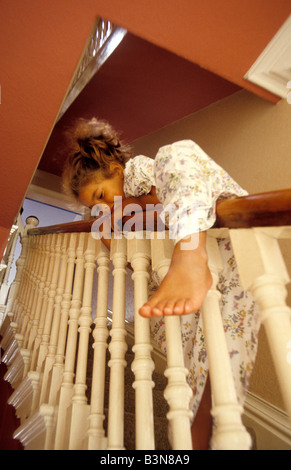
[62,117,132,199]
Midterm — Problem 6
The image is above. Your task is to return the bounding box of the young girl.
[63,117,259,450]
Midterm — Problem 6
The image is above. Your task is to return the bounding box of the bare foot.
[139,233,213,318]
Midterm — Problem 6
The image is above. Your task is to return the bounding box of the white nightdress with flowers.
[123,140,260,421]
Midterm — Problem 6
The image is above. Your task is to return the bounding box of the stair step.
[86,376,169,418]
[86,329,171,449]
[103,408,171,451]
[87,351,167,391]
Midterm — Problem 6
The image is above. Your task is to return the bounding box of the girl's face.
[78,164,125,211]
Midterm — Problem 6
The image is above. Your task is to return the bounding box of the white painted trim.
[13,409,47,450]
[27,183,79,213]
[243,391,291,450]
[26,169,88,216]
[244,15,291,99]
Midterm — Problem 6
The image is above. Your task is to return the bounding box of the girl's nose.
[91,203,111,217]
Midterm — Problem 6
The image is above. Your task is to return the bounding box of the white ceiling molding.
[57,18,127,121]
[26,169,85,215]
[244,15,291,99]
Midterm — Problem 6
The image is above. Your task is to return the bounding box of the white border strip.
[244,15,291,99]
[244,391,291,449]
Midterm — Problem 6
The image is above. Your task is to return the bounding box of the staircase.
[86,324,171,450]
[3,192,291,450]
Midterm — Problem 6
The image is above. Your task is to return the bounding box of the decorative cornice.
[244,15,291,99]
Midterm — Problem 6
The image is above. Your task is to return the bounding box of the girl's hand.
[110,197,124,234]
[110,197,143,234]
[110,189,162,235]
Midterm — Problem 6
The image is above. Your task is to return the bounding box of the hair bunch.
[62,117,132,199]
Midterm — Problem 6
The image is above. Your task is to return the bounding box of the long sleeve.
[123,141,247,243]
[123,154,155,198]
[153,140,247,242]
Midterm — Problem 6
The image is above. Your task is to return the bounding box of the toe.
[153,300,169,317]
[184,299,196,314]
[139,303,152,318]
[173,299,186,315]
[163,300,176,316]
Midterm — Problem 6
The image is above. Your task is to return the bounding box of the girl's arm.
[111,187,162,233]
[122,186,161,211]
[100,187,162,251]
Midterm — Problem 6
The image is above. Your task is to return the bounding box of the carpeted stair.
[86,325,171,450]
[86,326,257,450]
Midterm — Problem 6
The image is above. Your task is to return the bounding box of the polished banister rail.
[1,189,291,450]
[214,188,291,228]
[26,189,291,237]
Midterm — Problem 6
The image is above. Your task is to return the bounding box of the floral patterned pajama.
[123,140,260,420]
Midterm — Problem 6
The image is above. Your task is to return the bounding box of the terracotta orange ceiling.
[0,0,290,258]
[38,32,242,177]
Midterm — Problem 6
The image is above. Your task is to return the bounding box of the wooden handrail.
[28,218,98,236]
[27,189,291,236]
[214,188,291,228]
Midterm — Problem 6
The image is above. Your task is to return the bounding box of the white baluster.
[127,232,155,450]
[151,232,193,450]
[26,235,58,414]
[14,236,36,344]
[36,233,62,375]
[6,216,38,327]
[30,234,54,371]
[39,233,67,405]
[107,236,128,450]
[0,217,36,357]
[69,233,95,450]
[88,240,110,450]
[2,236,39,392]
[1,218,38,334]
[48,233,77,406]
[0,225,19,306]
[22,236,44,350]
[27,236,50,354]
[20,236,42,349]
[18,236,44,380]
[229,227,291,421]
[24,234,61,415]
[54,232,86,450]
[202,233,251,450]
